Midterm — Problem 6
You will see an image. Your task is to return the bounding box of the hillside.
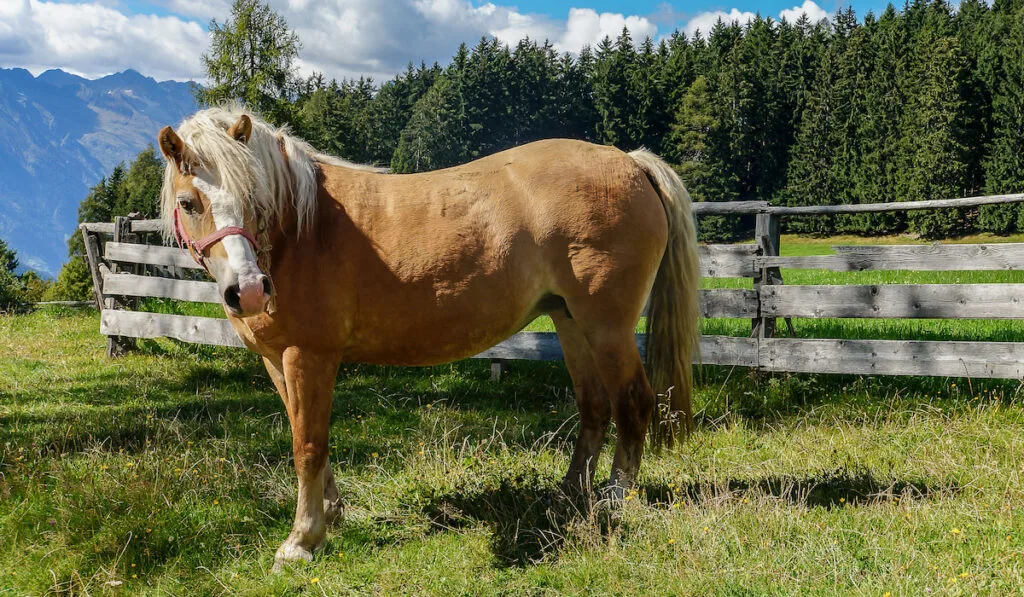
[0,68,196,276]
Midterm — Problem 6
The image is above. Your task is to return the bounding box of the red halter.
[173,206,261,273]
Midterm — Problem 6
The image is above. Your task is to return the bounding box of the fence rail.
[81,194,1024,379]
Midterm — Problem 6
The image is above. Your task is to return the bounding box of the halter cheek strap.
[173,206,261,273]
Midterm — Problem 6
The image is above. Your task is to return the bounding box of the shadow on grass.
[422,471,574,568]
[421,467,954,568]
[642,468,955,510]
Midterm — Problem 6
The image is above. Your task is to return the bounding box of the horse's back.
[312,139,667,364]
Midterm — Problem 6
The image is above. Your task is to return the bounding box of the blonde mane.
[160,104,386,240]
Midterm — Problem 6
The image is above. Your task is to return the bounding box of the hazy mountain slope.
[0,68,196,275]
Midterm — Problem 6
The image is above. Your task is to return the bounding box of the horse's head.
[158,114,272,317]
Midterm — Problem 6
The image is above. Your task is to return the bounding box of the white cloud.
[682,1,831,39]
[0,1,661,84]
[682,8,756,39]
[0,0,207,81]
[778,0,830,23]
[557,8,657,53]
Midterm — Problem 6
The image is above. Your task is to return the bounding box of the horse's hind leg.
[267,348,340,571]
[553,313,610,494]
[584,328,655,500]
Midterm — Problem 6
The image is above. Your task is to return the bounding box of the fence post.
[753,212,782,340]
[105,217,136,357]
[79,225,106,311]
[490,358,508,381]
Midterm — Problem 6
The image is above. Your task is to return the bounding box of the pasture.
[3,235,1024,595]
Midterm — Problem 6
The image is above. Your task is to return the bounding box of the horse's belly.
[344,297,538,367]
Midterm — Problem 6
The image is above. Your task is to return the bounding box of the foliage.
[0,238,51,310]
[196,0,301,124]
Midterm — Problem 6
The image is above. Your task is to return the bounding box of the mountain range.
[0,68,197,276]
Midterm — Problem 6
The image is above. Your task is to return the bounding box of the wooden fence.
[81,193,1024,380]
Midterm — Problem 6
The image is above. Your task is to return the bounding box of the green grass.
[4,237,1024,594]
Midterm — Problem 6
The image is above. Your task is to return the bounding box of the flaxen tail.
[629,150,701,448]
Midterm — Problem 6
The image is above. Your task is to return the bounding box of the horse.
[157,105,700,570]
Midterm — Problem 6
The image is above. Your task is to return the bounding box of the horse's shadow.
[421,468,952,568]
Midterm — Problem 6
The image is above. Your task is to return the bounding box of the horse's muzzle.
[224,275,271,316]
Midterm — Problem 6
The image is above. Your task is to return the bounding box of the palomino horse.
[157,105,700,569]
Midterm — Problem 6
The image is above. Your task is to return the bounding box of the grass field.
[3,234,1024,595]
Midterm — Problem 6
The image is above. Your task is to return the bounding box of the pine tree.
[669,75,741,240]
[0,237,23,310]
[898,4,971,238]
[390,74,469,173]
[982,7,1024,230]
[196,0,301,124]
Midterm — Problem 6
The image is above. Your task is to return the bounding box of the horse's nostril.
[261,276,272,296]
[223,284,242,311]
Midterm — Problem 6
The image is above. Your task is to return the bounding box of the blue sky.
[0,0,895,83]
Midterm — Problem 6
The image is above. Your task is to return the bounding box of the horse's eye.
[177,194,197,214]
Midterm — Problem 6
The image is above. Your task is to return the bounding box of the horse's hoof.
[272,542,314,572]
[324,499,345,525]
[596,482,627,507]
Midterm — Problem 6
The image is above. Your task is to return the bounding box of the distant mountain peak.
[0,66,196,276]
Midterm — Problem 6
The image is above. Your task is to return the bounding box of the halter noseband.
[173,206,261,273]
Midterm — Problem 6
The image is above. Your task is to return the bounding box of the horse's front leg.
[265,349,340,571]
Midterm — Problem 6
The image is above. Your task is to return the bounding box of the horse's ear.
[158,126,191,174]
[227,115,252,144]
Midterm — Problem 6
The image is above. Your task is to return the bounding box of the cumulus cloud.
[0,0,207,81]
[778,0,830,23]
[0,0,659,84]
[682,8,757,38]
[682,0,830,39]
[282,1,657,82]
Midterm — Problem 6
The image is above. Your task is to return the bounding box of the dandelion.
[703,527,709,533]
[145,528,152,534]
[213,500,220,505]
[132,574,137,579]
[338,552,344,558]
[839,497,846,504]
[418,451,424,456]
[131,563,136,568]
[668,539,675,545]
[742,498,750,504]
[950,528,961,535]
[960,572,970,579]
[311,577,320,584]
[371,452,379,459]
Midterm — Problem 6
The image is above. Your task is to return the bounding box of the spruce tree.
[982,8,1024,230]
[197,0,301,124]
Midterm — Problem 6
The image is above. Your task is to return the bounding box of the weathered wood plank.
[130,220,166,233]
[105,242,203,270]
[768,193,1024,216]
[692,201,769,216]
[699,244,758,278]
[81,222,116,234]
[761,243,1024,271]
[760,338,1024,378]
[700,289,759,318]
[78,226,106,310]
[697,335,759,367]
[103,271,221,303]
[100,310,244,348]
[474,332,757,367]
[762,284,1024,319]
